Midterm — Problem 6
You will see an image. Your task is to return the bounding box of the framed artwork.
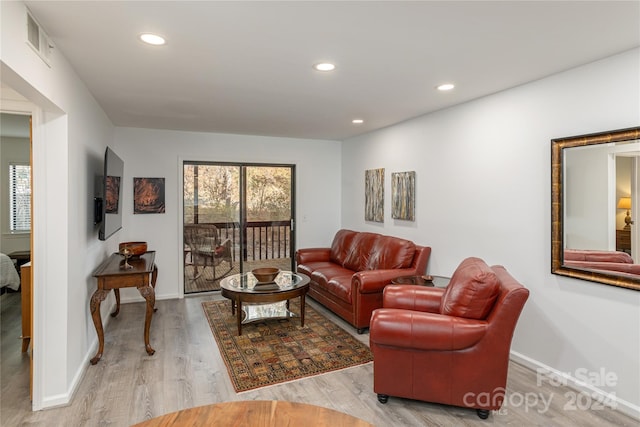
[365,168,384,222]
[134,177,165,214]
[391,171,415,221]
[104,175,121,214]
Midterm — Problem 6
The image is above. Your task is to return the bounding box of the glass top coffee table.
[220,271,310,335]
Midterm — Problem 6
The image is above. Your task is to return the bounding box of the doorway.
[183,162,295,294]
[0,112,33,399]
[615,152,639,260]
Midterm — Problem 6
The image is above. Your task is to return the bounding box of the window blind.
[9,163,31,232]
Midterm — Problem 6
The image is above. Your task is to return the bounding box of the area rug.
[202,299,373,392]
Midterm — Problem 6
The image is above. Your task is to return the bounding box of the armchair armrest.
[383,284,444,313]
[354,269,420,294]
[370,308,488,351]
[296,248,331,264]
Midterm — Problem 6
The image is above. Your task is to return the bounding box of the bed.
[1,253,21,291]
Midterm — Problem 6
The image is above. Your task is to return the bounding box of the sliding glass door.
[183,162,295,294]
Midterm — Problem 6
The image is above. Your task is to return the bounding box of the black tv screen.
[99,147,124,240]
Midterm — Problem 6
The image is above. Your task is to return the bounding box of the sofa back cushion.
[330,229,417,272]
[343,232,379,271]
[564,249,633,264]
[365,235,416,270]
[440,257,500,320]
[330,229,358,266]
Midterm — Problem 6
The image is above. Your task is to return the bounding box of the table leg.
[300,294,306,327]
[110,289,121,317]
[138,284,156,356]
[151,265,158,312]
[236,300,243,336]
[89,289,110,365]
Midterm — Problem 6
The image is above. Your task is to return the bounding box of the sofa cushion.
[366,235,416,270]
[343,232,378,271]
[298,261,334,279]
[310,264,355,289]
[564,249,633,264]
[440,257,500,320]
[330,229,358,266]
[325,275,354,303]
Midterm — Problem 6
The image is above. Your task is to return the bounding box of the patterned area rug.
[202,299,373,392]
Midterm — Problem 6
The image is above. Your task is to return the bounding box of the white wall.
[112,127,341,301]
[564,144,610,250]
[1,1,115,410]
[342,48,640,417]
[0,135,31,254]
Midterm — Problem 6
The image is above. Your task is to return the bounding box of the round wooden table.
[131,400,373,426]
[219,271,310,335]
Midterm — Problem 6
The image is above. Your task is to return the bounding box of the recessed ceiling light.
[437,83,455,91]
[352,119,364,124]
[140,33,166,46]
[314,63,336,72]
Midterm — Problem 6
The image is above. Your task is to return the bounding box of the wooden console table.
[90,251,158,365]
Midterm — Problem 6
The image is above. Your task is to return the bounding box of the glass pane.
[183,163,295,294]
[183,164,240,294]
[245,166,293,271]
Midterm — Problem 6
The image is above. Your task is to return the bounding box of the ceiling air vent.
[26,10,53,66]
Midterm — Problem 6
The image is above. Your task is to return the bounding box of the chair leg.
[476,409,489,419]
[377,394,389,404]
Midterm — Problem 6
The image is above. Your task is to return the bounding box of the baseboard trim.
[40,300,115,410]
[510,351,640,421]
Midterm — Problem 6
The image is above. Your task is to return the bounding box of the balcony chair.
[369,257,529,419]
[184,224,233,281]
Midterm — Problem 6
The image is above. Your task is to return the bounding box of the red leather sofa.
[369,257,529,419]
[296,229,431,333]
[563,249,640,276]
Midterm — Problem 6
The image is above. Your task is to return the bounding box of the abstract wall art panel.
[391,171,415,221]
[365,168,384,222]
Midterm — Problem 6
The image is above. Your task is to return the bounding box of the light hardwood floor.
[1,291,636,426]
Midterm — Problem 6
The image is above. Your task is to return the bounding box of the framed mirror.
[552,127,640,290]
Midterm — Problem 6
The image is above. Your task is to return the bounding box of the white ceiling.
[17,1,640,141]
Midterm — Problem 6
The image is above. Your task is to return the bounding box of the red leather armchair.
[369,257,529,419]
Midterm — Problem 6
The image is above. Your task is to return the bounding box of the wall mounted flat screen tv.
[98,147,124,240]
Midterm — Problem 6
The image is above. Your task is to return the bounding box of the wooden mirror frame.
[552,126,640,291]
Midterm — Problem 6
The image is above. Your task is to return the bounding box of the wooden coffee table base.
[131,400,373,426]
[221,287,307,335]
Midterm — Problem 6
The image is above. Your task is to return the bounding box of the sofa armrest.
[370,308,488,351]
[383,284,444,313]
[296,248,332,264]
[354,269,419,294]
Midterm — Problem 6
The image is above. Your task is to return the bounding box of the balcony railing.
[189,221,291,262]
